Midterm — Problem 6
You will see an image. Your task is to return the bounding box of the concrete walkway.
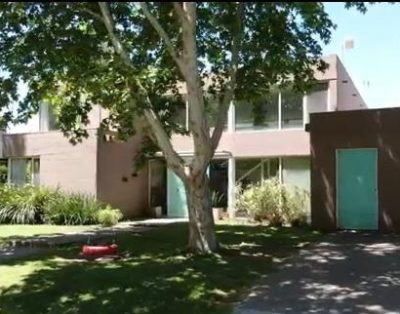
[0,218,187,262]
[234,232,400,314]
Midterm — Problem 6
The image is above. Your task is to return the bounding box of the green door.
[337,149,378,230]
[167,169,188,217]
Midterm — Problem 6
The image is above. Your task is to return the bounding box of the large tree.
[0,2,366,253]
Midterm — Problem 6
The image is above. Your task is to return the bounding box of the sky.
[323,2,400,108]
[7,2,400,132]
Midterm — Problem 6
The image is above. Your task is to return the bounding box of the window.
[235,91,279,130]
[0,159,7,184]
[149,159,167,215]
[236,158,279,188]
[305,82,329,123]
[205,97,228,130]
[9,157,40,186]
[209,159,228,208]
[281,88,303,129]
[39,102,58,131]
[282,157,310,192]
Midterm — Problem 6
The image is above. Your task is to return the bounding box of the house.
[0,104,149,219]
[309,107,400,232]
[0,54,366,219]
[150,54,367,218]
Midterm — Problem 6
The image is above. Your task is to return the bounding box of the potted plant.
[211,191,224,222]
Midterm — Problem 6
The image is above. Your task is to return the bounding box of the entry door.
[167,169,188,217]
[337,149,378,230]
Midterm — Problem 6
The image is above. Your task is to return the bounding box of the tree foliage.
[0,2,368,252]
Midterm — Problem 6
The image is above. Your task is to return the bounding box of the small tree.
[0,2,367,253]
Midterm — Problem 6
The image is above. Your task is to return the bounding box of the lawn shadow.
[0,223,320,314]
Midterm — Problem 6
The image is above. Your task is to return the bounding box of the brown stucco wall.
[96,132,148,218]
[3,130,98,195]
[310,107,400,232]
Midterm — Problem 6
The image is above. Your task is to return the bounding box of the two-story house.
[0,54,366,219]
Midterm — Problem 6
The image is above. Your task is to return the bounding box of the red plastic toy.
[82,244,118,257]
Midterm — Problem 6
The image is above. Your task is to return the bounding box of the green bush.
[96,206,123,227]
[235,178,310,226]
[0,185,56,224]
[44,192,103,225]
[0,184,122,225]
[282,185,310,227]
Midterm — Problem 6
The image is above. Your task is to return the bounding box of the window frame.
[8,156,40,186]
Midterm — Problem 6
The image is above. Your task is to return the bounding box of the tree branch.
[97,2,186,179]
[138,2,187,77]
[98,2,134,69]
[80,7,105,23]
[172,2,188,26]
[211,3,245,150]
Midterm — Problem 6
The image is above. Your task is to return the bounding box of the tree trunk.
[186,173,219,253]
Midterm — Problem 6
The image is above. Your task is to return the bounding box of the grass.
[0,223,320,314]
[0,224,97,245]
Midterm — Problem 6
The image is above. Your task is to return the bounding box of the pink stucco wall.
[3,129,98,195]
[172,129,310,157]
[336,58,367,110]
[97,133,149,218]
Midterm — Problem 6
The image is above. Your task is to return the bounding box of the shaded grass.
[0,223,320,314]
[0,224,98,245]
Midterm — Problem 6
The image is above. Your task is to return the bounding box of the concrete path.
[234,232,400,314]
[0,218,187,262]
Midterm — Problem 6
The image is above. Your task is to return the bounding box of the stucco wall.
[3,129,98,195]
[172,129,310,158]
[310,108,400,232]
[336,58,367,110]
[97,132,148,218]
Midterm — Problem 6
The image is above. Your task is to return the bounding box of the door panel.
[167,169,188,217]
[337,149,378,230]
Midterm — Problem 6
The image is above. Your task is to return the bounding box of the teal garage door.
[337,148,378,230]
[167,169,188,217]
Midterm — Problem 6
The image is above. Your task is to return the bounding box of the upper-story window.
[39,102,58,132]
[235,90,279,130]
[173,82,329,133]
[281,88,303,129]
[305,82,329,124]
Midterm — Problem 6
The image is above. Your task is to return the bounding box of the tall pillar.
[227,156,236,218]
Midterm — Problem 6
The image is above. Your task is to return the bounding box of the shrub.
[236,178,284,225]
[235,179,310,226]
[44,192,104,225]
[0,185,56,224]
[282,185,310,227]
[0,184,122,225]
[96,206,123,227]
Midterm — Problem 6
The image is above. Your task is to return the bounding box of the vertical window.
[235,91,279,130]
[32,158,40,186]
[205,97,228,130]
[0,159,8,184]
[305,82,329,124]
[236,158,279,188]
[281,88,303,129]
[39,102,58,132]
[170,95,187,132]
[9,157,40,186]
[209,159,228,208]
[282,157,310,192]
[149,159,167,215]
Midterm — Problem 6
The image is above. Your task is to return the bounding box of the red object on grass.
[82,244,118,257]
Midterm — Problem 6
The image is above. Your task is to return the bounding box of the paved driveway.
[234,232,400,314]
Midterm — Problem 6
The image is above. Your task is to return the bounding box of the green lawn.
[0,223,320,314]
[0,224,97,245]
